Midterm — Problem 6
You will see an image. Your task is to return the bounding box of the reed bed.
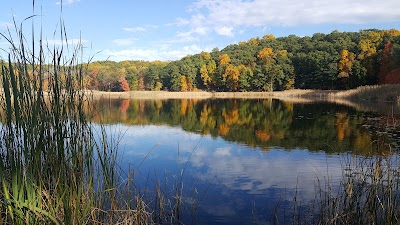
[90,85,400,104]
[280,153,400,225]
[0,8,186,225]
[328,84,400,102]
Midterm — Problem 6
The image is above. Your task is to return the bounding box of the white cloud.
[123,25,158,33]
[168,17,191,26]
[214,26,234,36]
[102,44,212,61]
[56,0,80,5]
[123,27,146,32]
[112,38,138,46]
[193,26,209,35]
[189,0,400,35]
[168,13,211,41]
[175,31,199,43]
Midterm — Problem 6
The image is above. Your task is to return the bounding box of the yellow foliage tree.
[276,50,288,58]
[200,64,211,87]
[257,47,273,63]
[247,37,260,46]
[263,34,275,40]
[200,51,211,61]
[180,75,188,91]
[154,81,163,91]
[218,54,231,65]
[338,49,354,78]
[223,64,240,91]
[358,39,376,60]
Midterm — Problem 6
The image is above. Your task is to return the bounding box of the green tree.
[126,65,138,90]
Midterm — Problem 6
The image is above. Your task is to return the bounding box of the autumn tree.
[218,54,231,65]
[200,51,211,61]
[180,75,188,91]
[200,64,211,87]
[337,49,355,89]
[223,65,240,91]
[257,47,273,63]
[338,50,354,78]
[154,81,163,91]
[378,41,393,84]
[263,34,275,40]
[187,77,194,91]
[112,77,130,92]
[247,37,260,46]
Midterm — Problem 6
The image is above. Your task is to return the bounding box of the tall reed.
[0,4,187,224]
[285,154,400,225]
[0,7,119,224]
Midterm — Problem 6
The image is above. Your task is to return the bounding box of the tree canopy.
[82,29,400,92]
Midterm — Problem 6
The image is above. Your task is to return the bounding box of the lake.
[92,98,400,224]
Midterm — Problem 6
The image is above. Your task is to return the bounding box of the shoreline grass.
[291,154,400,225]
[88,84,400,103]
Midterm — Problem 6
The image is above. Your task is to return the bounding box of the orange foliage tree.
[113,77,130,92]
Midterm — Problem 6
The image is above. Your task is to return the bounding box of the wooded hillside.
[83,29,400,92]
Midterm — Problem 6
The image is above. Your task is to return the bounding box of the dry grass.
[90,85,400,102]
[329,84,400,102]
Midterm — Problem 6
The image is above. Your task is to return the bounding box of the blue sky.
[1,0,399,61]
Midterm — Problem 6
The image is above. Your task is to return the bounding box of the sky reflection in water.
[116,125,343,224]
[95,99,399,224]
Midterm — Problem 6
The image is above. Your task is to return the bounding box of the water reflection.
[117,125,346,224]
[91,98,400,154]
[89,98,400,224]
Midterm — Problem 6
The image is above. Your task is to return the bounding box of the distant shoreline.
[87,84,400,103]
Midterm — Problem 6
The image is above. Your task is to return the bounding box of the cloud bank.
[193,0,400,26]
[102,44,212,61]
[175,0,400,37]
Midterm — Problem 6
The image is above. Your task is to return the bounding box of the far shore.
[88,84,400,103]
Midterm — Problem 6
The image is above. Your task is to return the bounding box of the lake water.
[93,98,400,224]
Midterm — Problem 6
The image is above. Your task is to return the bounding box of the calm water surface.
[93,98,400,224]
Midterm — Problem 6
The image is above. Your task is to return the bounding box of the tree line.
[84,29,400,92]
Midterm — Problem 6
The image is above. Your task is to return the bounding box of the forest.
[82,29,400,92]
